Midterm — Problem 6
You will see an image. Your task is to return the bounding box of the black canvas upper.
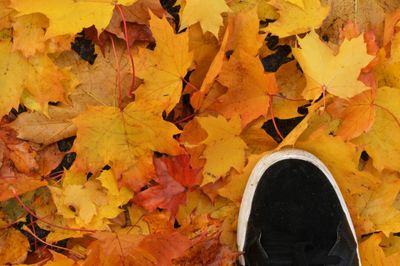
[242,159,358,266]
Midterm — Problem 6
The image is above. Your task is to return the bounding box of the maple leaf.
[180,118,208,170]
[173,232,239,265]
[49,170,132,228]
[44,250,76,266]
[1,36,74,116]
[358,174,400,236]
[37,143,65,176]
[135,14,193,113]
[226,7,265,56]
[360,233,400,265]
[138,231,193,265]
[272,61,308,119]
[328,90,376,141]
[0,41,28,117]
[240,118,277,154]
[85,229,192,265]
[267,0,329,38]
[218,154,263,204]
[177,190,238,248]
[292,30,374,100]
[0,128,47,201]
[209,51,277,128]
[185,23,220,91]
[286,0,305,8]
[296,128,380,198]
[376,31,400,88]
[228,0,278,21]
[190,20,231,109]
[9,41,131,146]
[11,13,48,57]
[196,115,247,185]
[25,55,67,114]
[85,230,148,265]
[180,0,231,37]
[10,0,137,38]
[353,87,400,172]
[72,101,182,175]
[134,154,201,216]
[106,0,166,30]
[120,156,155,193]
[8,105,78,146]
[277,101,324,148]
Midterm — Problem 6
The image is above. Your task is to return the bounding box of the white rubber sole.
[237,148,361,265]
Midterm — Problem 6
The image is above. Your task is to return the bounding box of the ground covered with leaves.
[1,0,400,265]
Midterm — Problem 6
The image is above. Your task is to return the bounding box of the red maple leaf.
[134,154,202,216]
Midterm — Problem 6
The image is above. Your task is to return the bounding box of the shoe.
[237,149,360,266]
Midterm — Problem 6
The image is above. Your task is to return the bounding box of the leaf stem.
[269,96,284,141]
[182,78,199,91]
[22,225,83,257]
[115,4,136,97]
[174,114,195,124]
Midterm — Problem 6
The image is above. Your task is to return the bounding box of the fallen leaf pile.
[1,0,400,265]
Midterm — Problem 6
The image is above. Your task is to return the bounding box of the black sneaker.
[237,149,360,266]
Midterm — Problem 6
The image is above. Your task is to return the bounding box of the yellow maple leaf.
[49,170,132,227]
[296,128,380,198]
[293,30,374,100]
[0,41,29,117]
[353,87,400,172]
[96,170,133,219]
[61,184,99,224]
[10,0,137,38]
[267,0,329,38]
[135,14,193,113]
[360,233,400,266]
[72,101,182,175]
[358,174,400,236]
[196,115,247,185]
[0,37,73,116]
[180,0,231,37]
[218,154,264,204]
